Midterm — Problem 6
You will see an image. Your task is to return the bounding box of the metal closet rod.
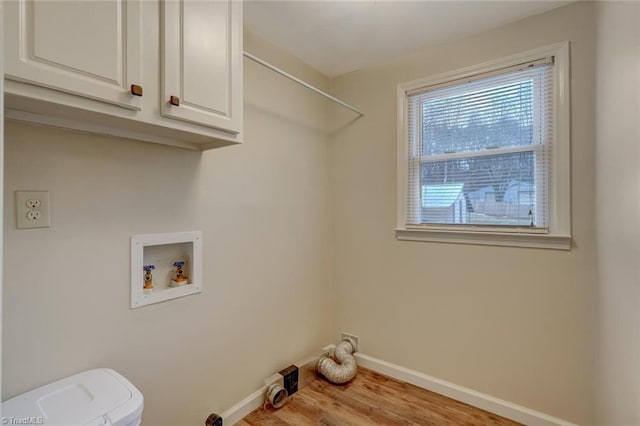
[243,51,364,117]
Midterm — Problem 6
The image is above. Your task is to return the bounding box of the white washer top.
[2,368,143,426]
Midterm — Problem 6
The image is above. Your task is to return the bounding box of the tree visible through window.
[406,61,552,228]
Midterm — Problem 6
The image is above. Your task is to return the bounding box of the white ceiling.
[244,0,571,77]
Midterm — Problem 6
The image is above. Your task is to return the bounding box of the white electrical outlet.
[25,199,41,209]
[16,191,50,229]
[26,211,41,220]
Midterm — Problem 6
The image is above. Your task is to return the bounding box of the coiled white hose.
[317,338,357,384]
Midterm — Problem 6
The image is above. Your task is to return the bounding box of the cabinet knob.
[169,96,180,106]
[130,84,143,97]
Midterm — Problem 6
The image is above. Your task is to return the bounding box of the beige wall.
[5,3,640,425]
[329,3,596,424]
[2,33,333,424]
[594,2,640,424]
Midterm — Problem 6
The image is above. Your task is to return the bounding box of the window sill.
[395,228,571,250]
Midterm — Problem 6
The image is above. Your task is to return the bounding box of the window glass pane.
[420,151,538,226]
[422,77,535,155]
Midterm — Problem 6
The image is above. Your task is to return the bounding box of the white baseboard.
[221,387,265,425]
[221,351,325,425]
[220,350,577,426]
[354,352,577,426]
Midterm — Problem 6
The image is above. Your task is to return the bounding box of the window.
[397,43,570,249]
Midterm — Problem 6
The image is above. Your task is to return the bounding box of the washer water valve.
[170,261,188,287]
[143,265,155,294]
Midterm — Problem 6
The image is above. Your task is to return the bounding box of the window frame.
[396,42,571,250]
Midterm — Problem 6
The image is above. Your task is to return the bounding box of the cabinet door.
[161,0,242,134]
[5,0,142,111]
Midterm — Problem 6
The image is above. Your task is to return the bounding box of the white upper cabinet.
[3,0,243,150]
[5,0,142,110]
[161,0,242,134]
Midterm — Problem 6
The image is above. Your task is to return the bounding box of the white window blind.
[406,59,554,231]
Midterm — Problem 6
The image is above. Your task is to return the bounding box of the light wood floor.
[239,368,522,426]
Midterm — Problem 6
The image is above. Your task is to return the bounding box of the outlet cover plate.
[341,332,359,352]
[16,191,50,229]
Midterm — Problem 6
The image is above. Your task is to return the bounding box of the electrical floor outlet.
[16,191,50,229]
[279,365,299,396]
